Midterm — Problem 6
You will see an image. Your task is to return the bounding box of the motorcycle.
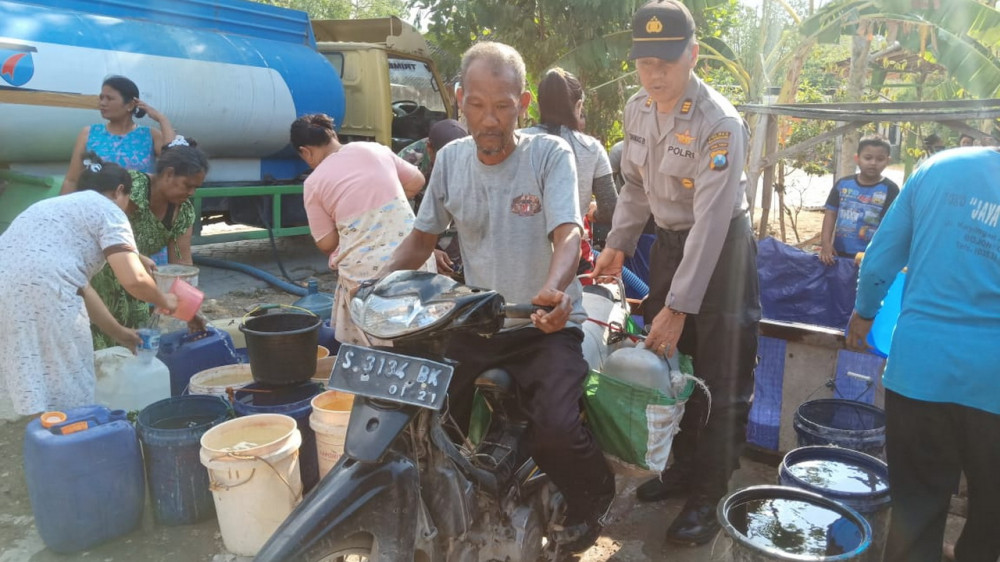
[255,270,575,561]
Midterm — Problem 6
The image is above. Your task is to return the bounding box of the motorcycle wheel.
[306,533,375,562]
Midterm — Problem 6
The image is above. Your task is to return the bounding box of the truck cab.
[313,17,455,152]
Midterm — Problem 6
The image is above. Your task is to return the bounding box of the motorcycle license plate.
[326,344,453,410]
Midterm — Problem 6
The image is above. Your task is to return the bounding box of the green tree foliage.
[252,0,407,20]
[407,0,736,146]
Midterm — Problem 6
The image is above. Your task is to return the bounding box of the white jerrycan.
[94,347,172,411]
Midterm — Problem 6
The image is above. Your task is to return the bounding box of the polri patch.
[710,150,729,171]
[510,193,542,217]
[675,129,695,145]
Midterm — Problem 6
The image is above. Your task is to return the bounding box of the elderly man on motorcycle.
[383,41,616,552]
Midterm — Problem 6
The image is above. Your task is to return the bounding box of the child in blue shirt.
[819,135,899,264]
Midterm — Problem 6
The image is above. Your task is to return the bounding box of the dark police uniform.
[605,74,761,500]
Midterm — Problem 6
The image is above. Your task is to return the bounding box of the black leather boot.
[665,494,722,546]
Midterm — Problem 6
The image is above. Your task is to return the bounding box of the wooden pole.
[758,114,778,240]
[777,160,787,243]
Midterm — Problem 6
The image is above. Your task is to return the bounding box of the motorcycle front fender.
[255,451,421,562]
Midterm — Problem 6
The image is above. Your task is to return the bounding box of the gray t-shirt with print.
[414,133,587,329]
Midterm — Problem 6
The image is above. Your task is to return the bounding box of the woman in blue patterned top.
[61,76,176,194]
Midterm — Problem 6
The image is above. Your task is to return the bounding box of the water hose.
[193,255,307,296]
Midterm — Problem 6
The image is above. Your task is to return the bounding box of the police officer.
[592,0,761,547]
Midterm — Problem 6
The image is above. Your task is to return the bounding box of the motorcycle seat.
[474,368,513,394]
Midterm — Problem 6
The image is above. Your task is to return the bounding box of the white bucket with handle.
[199,413,302,556]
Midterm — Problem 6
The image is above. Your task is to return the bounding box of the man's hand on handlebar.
[530,287,571,333]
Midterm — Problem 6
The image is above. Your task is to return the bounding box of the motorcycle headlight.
[351,294,456,339]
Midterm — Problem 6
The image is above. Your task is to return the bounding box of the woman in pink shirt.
[291,113,433,346]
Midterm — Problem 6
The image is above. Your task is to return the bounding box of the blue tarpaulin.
[756,237,858,330]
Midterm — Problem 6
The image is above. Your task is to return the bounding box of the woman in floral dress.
[89,141,208,349]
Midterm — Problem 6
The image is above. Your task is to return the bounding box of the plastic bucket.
[137,395,231,525]
[189,364,255,398]
[313,355,336,385]
[793,399,886,458]
[780,446,891,562]
[233,382,323,493]
[153,264,199,291]
[199,414,303,557]
[310,391,355,478]
[240,313,321,385]
[718,485,872,561]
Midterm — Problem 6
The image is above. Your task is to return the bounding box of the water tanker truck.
[0,0,454,240]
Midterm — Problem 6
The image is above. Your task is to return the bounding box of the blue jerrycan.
[23,406,145,553]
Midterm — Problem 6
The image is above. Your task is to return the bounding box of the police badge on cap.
[629,0,696,62]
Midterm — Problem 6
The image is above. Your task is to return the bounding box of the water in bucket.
[786,459,888,495]
[719,486,872,561]
[780,446,892,562]
[729,497,862,556]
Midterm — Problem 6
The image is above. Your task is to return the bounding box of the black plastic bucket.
[780,446,891,562]
[240,312,321,385]
[718,485,872,561]
[793,399,886,458]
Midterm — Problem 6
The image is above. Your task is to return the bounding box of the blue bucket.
[137,395,231,525]
[780,446,891,562]
[718,485,872,561]
[793,399,886,458]
[232,381,323,492]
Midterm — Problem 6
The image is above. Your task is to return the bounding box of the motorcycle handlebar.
[503,303,554,319]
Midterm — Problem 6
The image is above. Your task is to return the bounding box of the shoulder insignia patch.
[681,178,694,189]
[708,131,731,143]
[710,150,729,172]
[675,129,695,145]
[680,99,693,114]
[510,193,542,217]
